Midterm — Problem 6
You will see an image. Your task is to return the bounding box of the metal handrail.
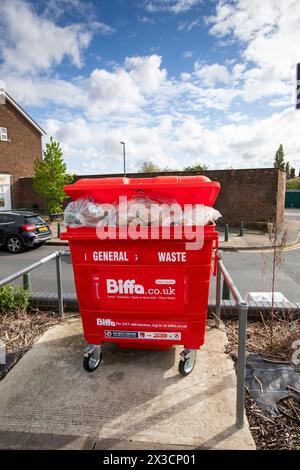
[0,249,248,429]
[0,251,68,318]
[0,252,59,287]
[215,253,248,429]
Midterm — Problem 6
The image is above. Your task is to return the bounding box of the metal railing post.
[56,252,64,318]
[239,221,244,237]
[23,273,31,292]
[236,302,248,428]
[215,256,222,328]
[224,224,229,242]
[222,279,230,300]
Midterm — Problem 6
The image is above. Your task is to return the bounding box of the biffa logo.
[106,279,145,294]
[97,318,116,326]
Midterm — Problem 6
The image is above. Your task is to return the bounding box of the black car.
[0,211,52,253]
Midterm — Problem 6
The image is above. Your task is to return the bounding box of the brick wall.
[75,168,286,227]
[19,168,286,226]
[0,100,42,207]
[16,178,44,209]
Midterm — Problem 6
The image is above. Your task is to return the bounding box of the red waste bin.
[61,175,220,376]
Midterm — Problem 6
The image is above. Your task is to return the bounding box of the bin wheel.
[178,349,196,377]
[83,348,102,372]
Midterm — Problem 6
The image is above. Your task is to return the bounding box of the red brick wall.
[75,168,286,227]
[16,178,44,209]
[18,168,286,226]
[0,99,42,207]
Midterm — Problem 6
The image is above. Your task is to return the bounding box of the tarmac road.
[0,245,76,296]
[0,240,300,302]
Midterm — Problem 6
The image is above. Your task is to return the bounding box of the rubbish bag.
[64,195,222,228]
[64,198,116,227]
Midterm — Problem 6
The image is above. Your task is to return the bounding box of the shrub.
[0,285,30,314]
[286,177,300,189]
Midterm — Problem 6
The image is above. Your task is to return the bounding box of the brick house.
[0,89,45,210]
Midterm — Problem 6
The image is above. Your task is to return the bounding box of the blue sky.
[0,0,300,174]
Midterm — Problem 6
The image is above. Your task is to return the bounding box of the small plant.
[0,285,30,314]
[14,286,30,312]
[0,285,15,313]
[262,221,288,348]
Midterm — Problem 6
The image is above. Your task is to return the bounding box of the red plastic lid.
[64,175,220,207]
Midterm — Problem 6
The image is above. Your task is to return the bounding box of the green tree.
[183,163,208,172]
[34,137,74,213]
[286,177,300,189]
[290,167,295,178]
[285,161,290,176]
[274,144,285,170]
[138,160,162,173]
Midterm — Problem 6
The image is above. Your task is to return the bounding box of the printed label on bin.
[91,269,185,312]
[97,318,188,329]
[92,251,130,262]
[105,330,181,340]
[92,275,180,302]
[81,248,190,265]
[105,330,139,339]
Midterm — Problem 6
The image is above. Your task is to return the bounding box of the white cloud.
[125,55,167,95]
[0,0,108,74]
[89,21,116,36]
[44,106,300,175]
[0,74,86,108]
[182,50,194,59]
[194,62,231,87]
[181,72,191,81]
[87,68,145,117]
[206,0,300,102]
[178,19,201,31]
[145,0,202,14]
[206,0,281,41]
[84,55,167,118]
[218,108,300,168]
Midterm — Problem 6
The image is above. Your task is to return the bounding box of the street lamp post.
[120,141,126,176]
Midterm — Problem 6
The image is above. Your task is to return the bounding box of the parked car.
[0,211,52,253]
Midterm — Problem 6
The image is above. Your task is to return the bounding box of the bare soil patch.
[225,319,300,450]
[0,309,65,380]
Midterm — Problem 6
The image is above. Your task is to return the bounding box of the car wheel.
[6,235,24,254]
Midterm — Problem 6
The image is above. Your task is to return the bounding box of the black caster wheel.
[83,347,102,372]
[178,349,196,377]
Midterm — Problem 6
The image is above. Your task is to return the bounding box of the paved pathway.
[0,319,255,450]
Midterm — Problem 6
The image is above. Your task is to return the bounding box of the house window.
[0,186,4,207]
[0,127,8,141]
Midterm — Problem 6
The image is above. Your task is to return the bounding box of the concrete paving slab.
[0,430,95,450]
[0,319,255,450]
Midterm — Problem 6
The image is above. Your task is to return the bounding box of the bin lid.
[64,175,220,207]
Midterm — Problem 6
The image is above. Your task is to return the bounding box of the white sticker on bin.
[104,330,181,340]
[155,279,176,285]
[139,331,181,340]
